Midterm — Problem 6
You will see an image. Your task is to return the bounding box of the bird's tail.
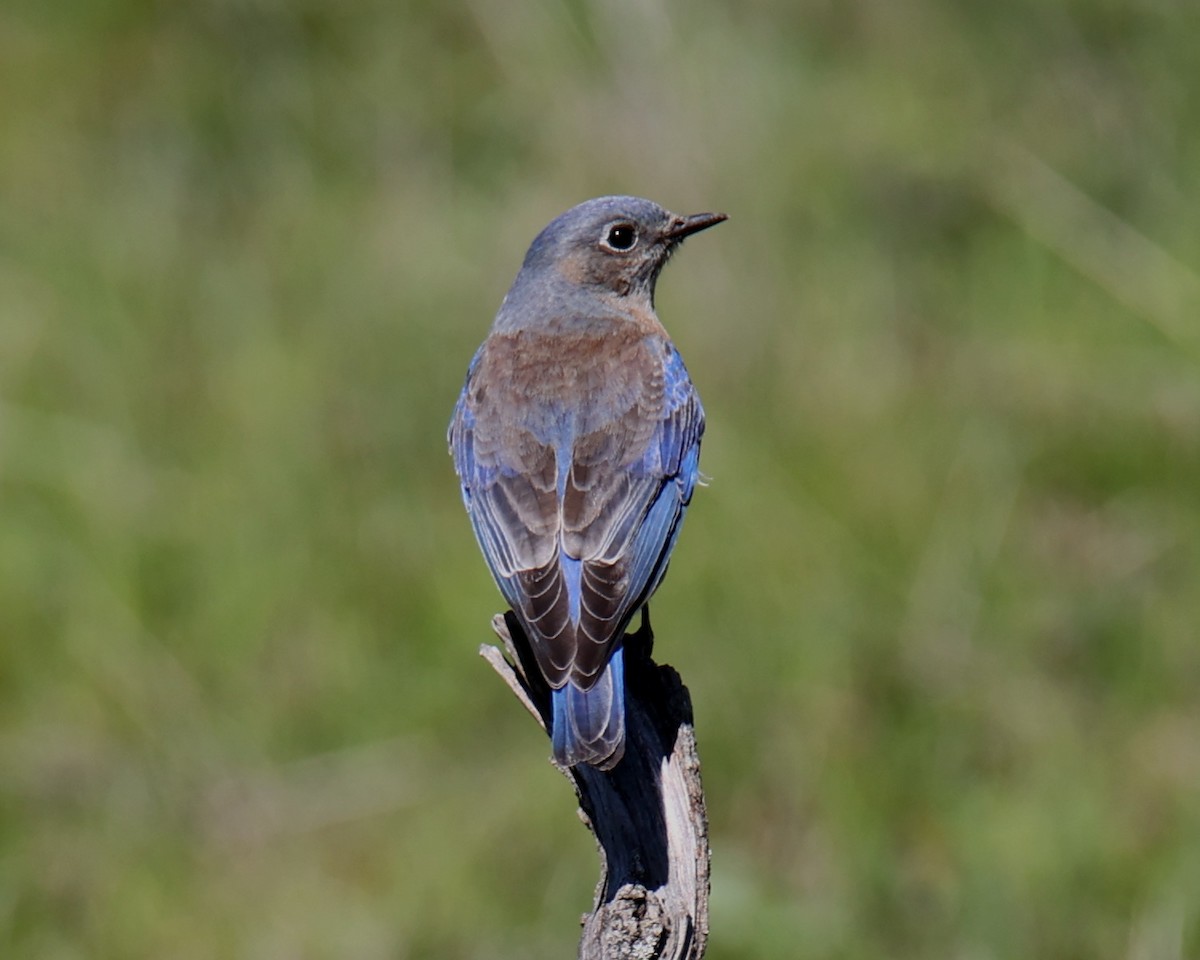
[550,647,626,770]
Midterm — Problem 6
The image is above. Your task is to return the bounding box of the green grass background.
[3,0,1199,957]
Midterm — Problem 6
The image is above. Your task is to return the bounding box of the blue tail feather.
[550,646,625,770]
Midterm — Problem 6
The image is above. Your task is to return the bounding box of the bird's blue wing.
[622,344,705,597]
[449,342,573,680]
[563,344,704,681]
[451,335,703,691]
[551,344,702,770]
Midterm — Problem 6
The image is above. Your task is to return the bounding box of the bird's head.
[513,196,726,308]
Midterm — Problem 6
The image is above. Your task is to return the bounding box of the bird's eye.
[601,223,638,252]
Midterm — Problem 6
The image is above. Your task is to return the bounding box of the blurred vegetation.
[2,0,1199,957]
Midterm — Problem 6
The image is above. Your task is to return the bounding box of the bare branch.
[482,611,710,959]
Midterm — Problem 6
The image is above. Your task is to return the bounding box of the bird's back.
[451,312,701,691]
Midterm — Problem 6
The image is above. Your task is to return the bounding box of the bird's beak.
[664,211,728,241]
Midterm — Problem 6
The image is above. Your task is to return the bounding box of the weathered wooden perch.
[480,609,710,960]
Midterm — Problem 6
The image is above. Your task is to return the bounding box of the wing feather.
[449,331,703,690]
[565,346,704,682]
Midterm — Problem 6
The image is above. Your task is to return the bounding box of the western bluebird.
[449,196,725,769]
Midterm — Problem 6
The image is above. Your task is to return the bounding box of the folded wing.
[449,335,704,690]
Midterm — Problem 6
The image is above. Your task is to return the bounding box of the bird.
[449,196,725,770]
